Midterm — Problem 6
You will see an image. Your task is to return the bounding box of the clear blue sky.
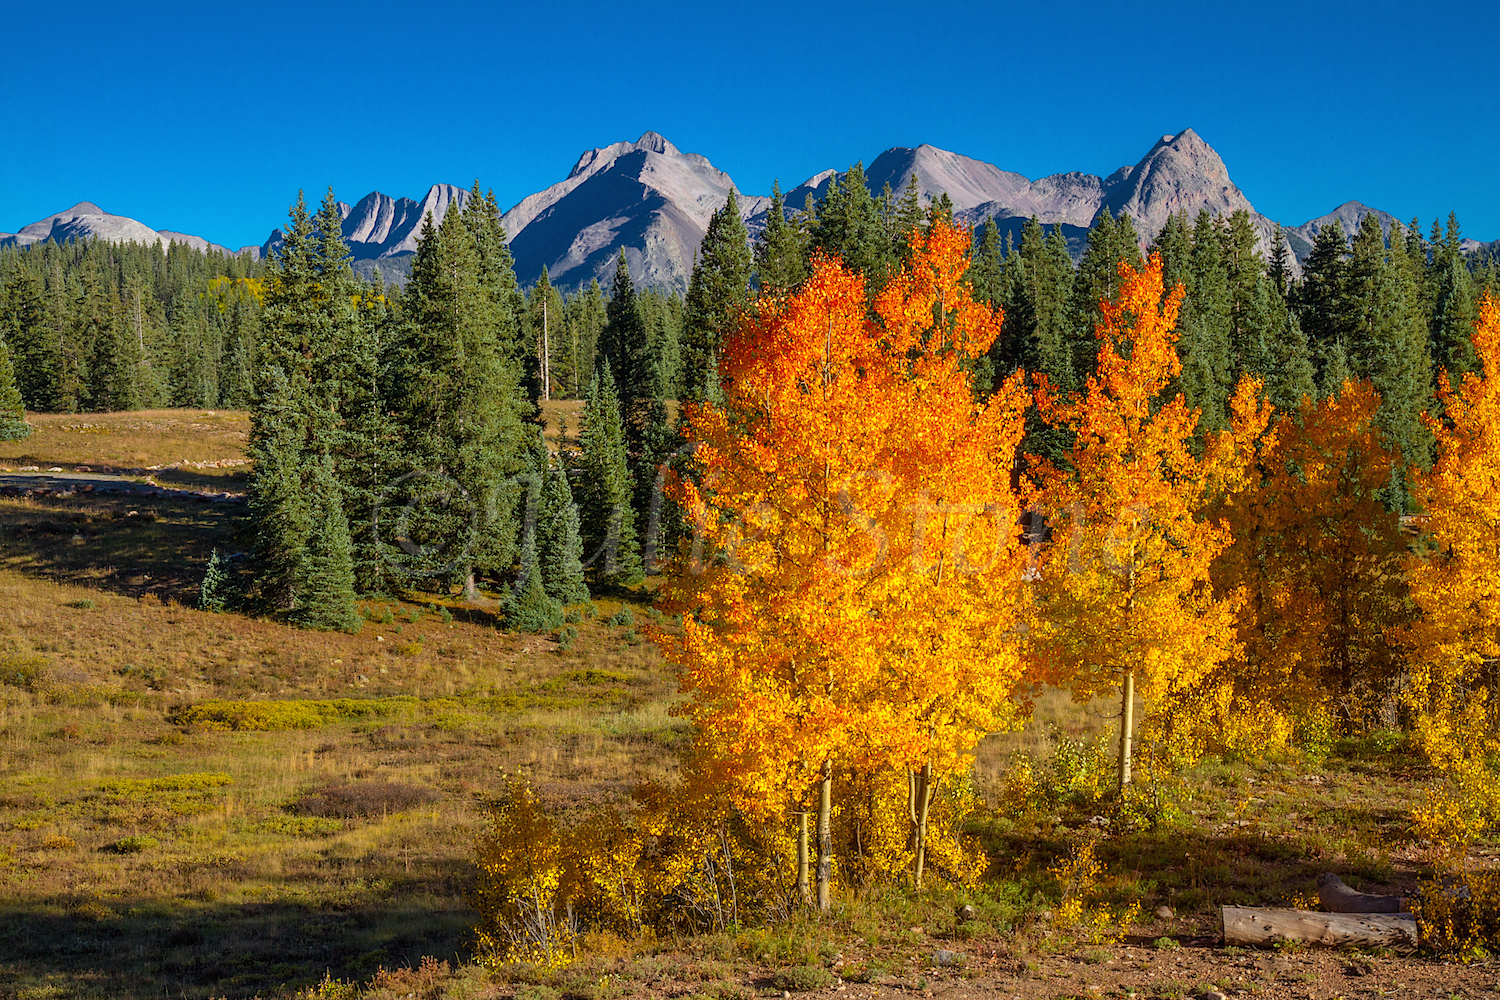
[3,0,1496,250]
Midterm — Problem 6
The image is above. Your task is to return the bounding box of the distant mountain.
[259,184,473,283]
[498,132,763,293]
[0,202,234,255]
[1283,201,1400,260]
[12,131,1496,292]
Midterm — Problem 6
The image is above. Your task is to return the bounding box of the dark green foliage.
[501,531,564,633]
[290,460,363,634]
[809,163,893,290]
[754,181,809,296]
[0,335,31,440]
[1297,220,1353,388]
[1177,210,1235,435]
[578,363,643,587]
[1264,308,1317,415]
[391,194,529,597]
[682,191,752,403]
[537,455,590,605]
[198,548,233,613]
[247,365,311,611]
[1069,209,1142,384]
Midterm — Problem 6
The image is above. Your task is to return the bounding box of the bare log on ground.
[1317,872,1404,913]
[1221,906,1418,952]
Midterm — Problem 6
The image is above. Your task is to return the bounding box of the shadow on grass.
[0,494,249,601]
[0,892,473,1000]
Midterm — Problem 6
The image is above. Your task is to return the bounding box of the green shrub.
[98,772,232,795]
[251,815,344,836]
[0,654,47,689]
[108,835,159,854]
[605,606,635,628]
[770,967,834,992]
[557,626,577,651]
[168,697,411,731]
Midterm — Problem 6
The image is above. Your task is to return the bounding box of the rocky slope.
[11,132,1494,290]
[0,202,231,254]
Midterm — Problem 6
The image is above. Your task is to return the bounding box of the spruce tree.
[810,163,891,289]
[392,199,529,599]
[1176,210,1234,436]
[1265,308,1317,414]
[1430,247,1479,382]
[754,181,809,295]
[198,547,232,613]
[501,527,564,632]
[248,365,312,611]
[291,458,363,633]
[682,192,752,403]
[537,454,590,605]
[578,362,643,587]
[0,336,31,440]
[1297,220,1353,385]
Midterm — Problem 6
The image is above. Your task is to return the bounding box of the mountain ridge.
[8,131,1494,290]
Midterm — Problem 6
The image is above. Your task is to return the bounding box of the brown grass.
[1,409,251,489]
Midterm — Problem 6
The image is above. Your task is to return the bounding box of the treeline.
[0,237,265,414]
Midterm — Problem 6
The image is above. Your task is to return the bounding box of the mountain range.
[5,130,1495,292]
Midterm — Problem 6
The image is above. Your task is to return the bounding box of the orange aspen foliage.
[1027,253,1259,790]
[1200,380,1408,756]
[658,220,1032,902]
[1405,292,1500,850]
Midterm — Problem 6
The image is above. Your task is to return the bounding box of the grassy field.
[0,409,1489,1000]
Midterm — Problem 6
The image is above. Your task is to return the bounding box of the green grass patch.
[97,772,233,794]
[168,697,415,730]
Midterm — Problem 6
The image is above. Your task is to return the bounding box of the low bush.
[107,835,159,853]
[292,780,437,818]
[169,697,412,731]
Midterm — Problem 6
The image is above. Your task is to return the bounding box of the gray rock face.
[1284,200,1399,260]
[499,131,746,293]
[259,184,472,264]
[0,202,227,254]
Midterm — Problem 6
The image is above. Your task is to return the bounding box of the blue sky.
[3,0,1496,250]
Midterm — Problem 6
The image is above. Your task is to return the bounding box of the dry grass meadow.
[0,409,1492,1000]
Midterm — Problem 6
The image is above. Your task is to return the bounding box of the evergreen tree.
[1363,221,1435,510]
[754,181,809,295]
[810,163,891,289]
[969,217,1004,311]
[0,335,31,440]
[248,365,312,611]
[198,547,232,613]
[889,173,926,264]
[682,192,753,403]
[290,458,363,633]
[1430,242,1479,382]
[566,279,607,392]
[1297,220,1353,384]
[1069,209,1142,383]
[501,527,564,632]
[0,267,59,411]
[1264,307,1317,414]
[1267,223,1292,299]
[537,454,590,605]
[578,362,643,587]
[1177,210,1234,435]
[393,200,529,599]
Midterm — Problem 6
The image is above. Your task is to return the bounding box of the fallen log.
[1317,872,1404,913]
[1221,906,1417,952]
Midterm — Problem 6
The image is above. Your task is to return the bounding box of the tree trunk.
[1221,906,1417,952]
[1117,667,1135,789]
[1317,873,1405,913]
[796,810,810,905]
[908,761,937,889]
[816,762,832,912]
